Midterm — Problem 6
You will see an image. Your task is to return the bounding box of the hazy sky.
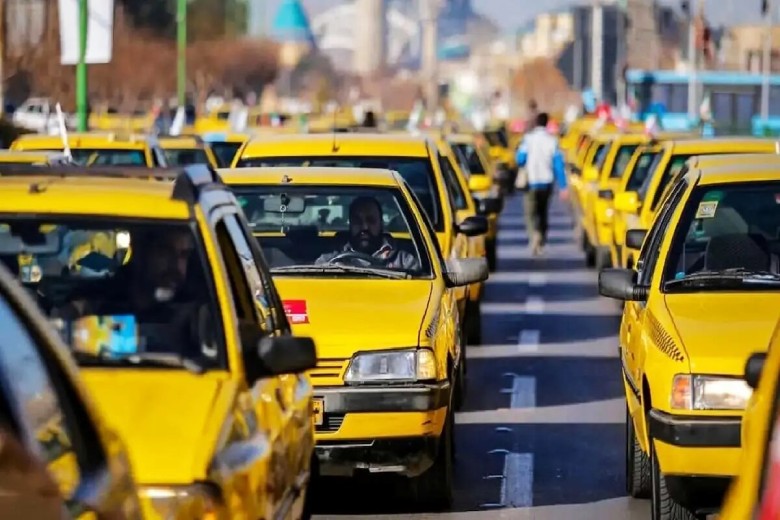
[260,0,766,33]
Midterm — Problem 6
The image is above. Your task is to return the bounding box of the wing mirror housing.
[598,189,614,200]
[476,196,503,215]
[243,330,317,384]
[745,352,768,390]
[456,215,488,237]
[625,229,649,250]
[444,257,489,288]
[583,165,600,182]
[614,191,641,213]
[598,268,648,301]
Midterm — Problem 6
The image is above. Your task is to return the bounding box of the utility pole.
[761,0,773,121]
[177,0,187,108]
[685,0,697,120]
[76,0,88,131]
[420,0,440,114]
[591,0,603,102]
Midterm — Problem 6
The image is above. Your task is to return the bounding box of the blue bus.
[626,69,780,135]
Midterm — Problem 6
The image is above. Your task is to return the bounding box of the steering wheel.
[326,251,386,267]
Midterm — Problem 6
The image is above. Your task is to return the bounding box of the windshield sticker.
[283,300,309,324]
[72,315,138,357]
[695,201,718,219]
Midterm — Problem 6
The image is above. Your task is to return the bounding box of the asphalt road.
[312,193,650,519]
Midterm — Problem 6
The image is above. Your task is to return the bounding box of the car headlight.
[344,348,437,384]
[141,483,223,520]
[671,374,753,410]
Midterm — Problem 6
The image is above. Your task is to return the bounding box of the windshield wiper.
[271,264,411,279]
[665,268,780,289]
[72,351,206,374]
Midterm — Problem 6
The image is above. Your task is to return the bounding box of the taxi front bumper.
[313,382,450,477]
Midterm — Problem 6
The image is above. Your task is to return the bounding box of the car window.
[645,154,693,211]
[593,143,610,169]
[636,180,688,287]
[163,148,211,166]
[451,143,486,176]
[438,152,468,210]
[231,185,432,277]
[235,155,445,232]
[662,181,780,291]
[0,219,226,370]
[70,149,147,166]
[626,150,661,192]
[610,144,639,178]
[210,142,242,168]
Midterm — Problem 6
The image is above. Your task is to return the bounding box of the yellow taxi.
[614,138,779,270]
[0,261,143,519]
[90,109,154,133]
[193,108,233,134]
[446,132,501,271]
[568,132,612,250]
[158,135,219,168]
[384,110,411,131]
[10,132,169,167]
[218,166,488,508]
[0,164,319,520]
[599,161,780,519]
[577,131,649,269]
[0,149,70,165]
[560,114,600,153]
[481,123,516,191]
[233,132,489,344]
[201,131,251,168]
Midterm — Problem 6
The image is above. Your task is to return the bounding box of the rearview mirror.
[598,189,614,200]
[263,194,305,213]
[444,257,489,287]
[625,229,648,250]
[476,196,503,215]
[0,226,62,255]
[745,352,767,390]
[583,166,600,182]
[598,268,648,301]
[456,215,488,237]
[245,335,317,383]
[614,191,641,213]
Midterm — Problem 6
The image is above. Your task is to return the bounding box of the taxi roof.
[218,166,404,188]
[691,160,780,186]
[0,150,67,163]
[240,132,431,159]
[686,153,780,169]
[158,136,204,148]
[667,137,779,154]
[12,132,152,150]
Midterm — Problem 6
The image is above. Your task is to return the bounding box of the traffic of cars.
[0,114,507,518]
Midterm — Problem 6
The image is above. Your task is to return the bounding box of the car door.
[0,289,141,520]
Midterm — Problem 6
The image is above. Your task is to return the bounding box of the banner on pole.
[58,0,114,65]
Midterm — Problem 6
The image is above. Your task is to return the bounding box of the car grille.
[316,413,345,433]
[308,358,349,386]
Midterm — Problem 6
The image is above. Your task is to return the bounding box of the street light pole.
[761,0,772,121]
[686,0,697,121]
[76,0,88,131]
[177,0,187,108]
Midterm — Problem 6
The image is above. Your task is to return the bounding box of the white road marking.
[528,273,547,287]
[524,296,545,314]
[502,453,534,508]
[501,375,536,409]
[517,329,540,352]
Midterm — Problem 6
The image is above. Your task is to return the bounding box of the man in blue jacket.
[516,112,568,256]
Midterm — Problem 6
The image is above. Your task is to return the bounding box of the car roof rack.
[0,163,222,204]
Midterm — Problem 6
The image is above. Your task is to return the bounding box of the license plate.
[312,398,324,426]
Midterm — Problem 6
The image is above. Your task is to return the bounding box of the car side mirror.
[614,191,641,213]
[456,215,488,236]
[745,352,768,390]
[476,196,503,215]
[625,229,649,250]
[583,165,600,182]
[444,257,489,287]
[598,189,614,200]
[245,334,317,384]
[598,268,648,301]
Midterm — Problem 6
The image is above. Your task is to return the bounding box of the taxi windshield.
[232,185,432,278]
[209,142,242,168]
[0,218,225,370]
[235,156,445,232]
[663,182,780,292]
[163,147,211,166]
[451,143,486,176]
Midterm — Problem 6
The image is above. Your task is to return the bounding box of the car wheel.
[407,411,454,510]
[486,240,497,272]
[465,299,482,345]
[625,405,650,498]
[650,437,697,520]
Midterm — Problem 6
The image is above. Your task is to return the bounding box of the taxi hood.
[81,370,234,484]
[664,293,780,374]
[274,278,433,357]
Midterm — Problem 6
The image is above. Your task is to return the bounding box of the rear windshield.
[209,142,242,168]
[235,155,445,231]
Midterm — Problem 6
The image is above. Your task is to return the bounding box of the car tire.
[407,411,454,511]
[625,405,651,499]
[650,438,697,520]
[465,299,482,345]
[486,240,497,272]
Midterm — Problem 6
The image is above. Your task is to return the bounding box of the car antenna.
[55,103,73,163]
[331,107,340,152]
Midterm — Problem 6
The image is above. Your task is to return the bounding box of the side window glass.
[638,180,688,286]
[0,297,81,504]
[223,214,274,334]
[438,153,468,210]
[410,187,447,270]
[215,219,255,323]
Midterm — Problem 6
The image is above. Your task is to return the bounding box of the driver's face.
[144,233,194,291]
[350,202,382,253]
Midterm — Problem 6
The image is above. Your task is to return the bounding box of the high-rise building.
[353,0,387,75]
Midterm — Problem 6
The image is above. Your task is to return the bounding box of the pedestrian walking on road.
[515,112,568,256]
